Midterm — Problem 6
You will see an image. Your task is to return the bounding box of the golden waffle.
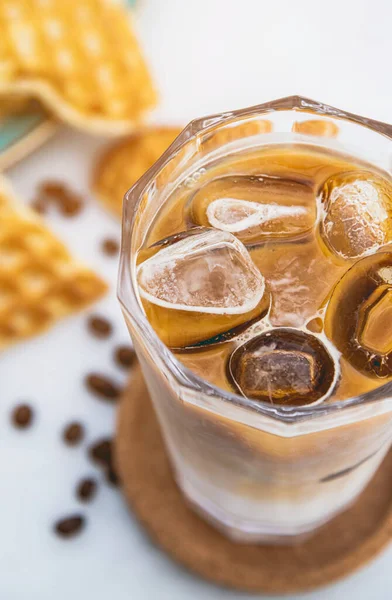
[0,95,30,118]
[93,126,182,217]
[293,119,339,137]
[0,175,107,350]
[201,118,273,152]
[0,0,156,135]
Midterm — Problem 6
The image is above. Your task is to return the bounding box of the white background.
[1,0,391,598]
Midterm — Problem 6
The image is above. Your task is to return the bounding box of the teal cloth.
[0,110,47,155]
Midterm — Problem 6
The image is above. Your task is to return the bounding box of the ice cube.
[251,238,347,327]
[320,171,392,260]
[228,328,338,406]
[206,198,307,233]
[137,228,269,348]
[138,228,264,313]
[188,174,316,243]
[325,252,392,378]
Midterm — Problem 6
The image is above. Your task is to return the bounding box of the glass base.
[175,470,355,545]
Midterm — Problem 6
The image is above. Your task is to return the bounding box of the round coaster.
[115,367,392,594]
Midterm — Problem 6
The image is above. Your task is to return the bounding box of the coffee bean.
[88,438,119,486]
[101,238,119,256]
[106,466,119,487]
[85,374,121,401]
[114,345,136,369]
[54,515,85,538]
[37,180,84,217]
[31,197,47,214]
[12,404,33,429]
[76,478,97,502]
[89,439,112,466]
[87,316,113,339]
[63,422,84,446]
[61,194,83,217]
[39,181,68,196]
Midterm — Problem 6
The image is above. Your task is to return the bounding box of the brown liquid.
[137,145,392,405]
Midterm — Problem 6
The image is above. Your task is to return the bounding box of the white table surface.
[1,1,391,598]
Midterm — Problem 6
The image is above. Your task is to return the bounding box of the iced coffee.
[137,146,392,402]
[119,105,392,542]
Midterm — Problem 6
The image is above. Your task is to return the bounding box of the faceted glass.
[118,96,392,543]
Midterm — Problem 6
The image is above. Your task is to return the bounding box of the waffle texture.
[0,0,156,134]
[0,176,107,350]
[93,126,181,217]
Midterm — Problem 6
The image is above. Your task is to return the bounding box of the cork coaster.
[115,367,392,594]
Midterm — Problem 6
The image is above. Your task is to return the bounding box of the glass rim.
[118,95,392,424]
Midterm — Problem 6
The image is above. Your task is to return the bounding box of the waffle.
[201,118,273,152]
[93,126,182,217]
[0,175,107,350]
[292,120,339,137]
[0,95,30,118]
[0,0,156,135]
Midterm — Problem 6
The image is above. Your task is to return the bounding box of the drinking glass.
[118,96,392,543]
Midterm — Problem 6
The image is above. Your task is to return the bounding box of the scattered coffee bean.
[63,422,84,446]
[88,438,119,486]
[87,315,113,339]
[107,466,119,486]
[76,478,97,502]
[89,438,112,466]
[31,197,47,214]
[101,238,119,256]
[36,180,84,217]
[114,345,136,369]
[39,181,68,196]
[85,374,121,401]
[54,515,85,538]
[61,194,83,216]
[12,404,34,429]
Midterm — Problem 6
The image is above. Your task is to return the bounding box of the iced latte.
[119,99,392,542]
